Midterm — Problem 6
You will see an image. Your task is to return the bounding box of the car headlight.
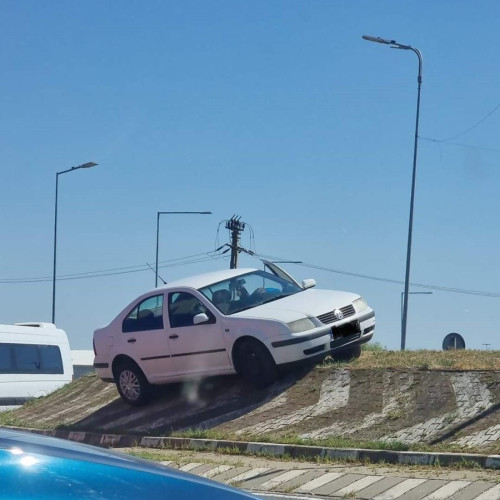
[353,297,368,313]
[287,318,316,333]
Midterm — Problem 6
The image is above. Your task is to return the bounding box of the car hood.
[232,288,360,323]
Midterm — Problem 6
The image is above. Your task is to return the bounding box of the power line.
[0,251,228,284]
[436,102,500,142]
[419,101,500,154]
[420,136,500,154]
[1,247,499,299]
[252,251,500,299]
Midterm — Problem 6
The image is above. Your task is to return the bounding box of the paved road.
[121,448,500,500]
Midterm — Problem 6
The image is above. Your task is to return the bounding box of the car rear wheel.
[115,361,152,406]
[236,339,277,388]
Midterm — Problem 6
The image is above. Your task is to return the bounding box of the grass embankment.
[343,344,500,371]
[0,348,498,459]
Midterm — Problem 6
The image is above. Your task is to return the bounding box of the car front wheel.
[334,343,362,361]
[115,361,152,406]
[236,339,277,388]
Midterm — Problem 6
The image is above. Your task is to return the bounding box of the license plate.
[332,321,361,339]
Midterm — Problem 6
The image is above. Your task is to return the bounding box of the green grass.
[322,348,500,371]
[169,428,417,452]
[167,427,500,456]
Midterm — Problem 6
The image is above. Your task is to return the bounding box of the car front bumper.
[269,309,375,366]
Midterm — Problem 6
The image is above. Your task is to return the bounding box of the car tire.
[236,339,277,388]
[335,343,362,361]
[115,361,152,406]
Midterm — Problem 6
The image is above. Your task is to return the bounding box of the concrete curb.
[15,428,500,470]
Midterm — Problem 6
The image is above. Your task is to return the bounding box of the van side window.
[168,292,214,328]
[123,294,164,333]
[0,343,63,374]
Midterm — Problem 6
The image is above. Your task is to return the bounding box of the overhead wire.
[1,244,499,298]
[421,101,500,153]
[0,250,228,284]
[420,136,500,154]
[435,102,500,143]
[2,210,500,298]
[251,251,500,298]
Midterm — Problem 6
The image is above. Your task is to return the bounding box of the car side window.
[168,292,215,328]
[122,294,164,333]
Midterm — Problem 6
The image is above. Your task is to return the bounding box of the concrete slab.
[240,470,287,490]
[312,473,369,496]
[391,479,448,500]
[419,480,471,499]
[354,476,407,499]
[274,469,326,492]
[199,464,234,478]
[294,472,345,493]
[474,484,500,500]
[372,478,428,499]
[451,482,500,500]
[210,466,251,482]
[226,468,271,485]
[183,463,215,476]
[179,462,203,471]
[257,469,309,491]
[334,475,383,497]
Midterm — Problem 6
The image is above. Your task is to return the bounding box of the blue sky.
[1,1,499,351]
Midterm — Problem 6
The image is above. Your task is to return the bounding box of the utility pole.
[225,216,245,269]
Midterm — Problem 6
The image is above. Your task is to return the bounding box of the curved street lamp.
[52,162,98,324]
[155,211,212,287]
[362,35,423,351]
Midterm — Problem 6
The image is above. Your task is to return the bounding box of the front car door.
[166,290,231,377]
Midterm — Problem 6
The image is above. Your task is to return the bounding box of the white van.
[0,322,73,411]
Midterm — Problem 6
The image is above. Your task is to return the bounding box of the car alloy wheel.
[115,362,151,406]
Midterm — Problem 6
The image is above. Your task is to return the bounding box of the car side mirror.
[301,279,316,289]
[193,313,210,325]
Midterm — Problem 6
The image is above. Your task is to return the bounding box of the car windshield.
[199,270,303,315]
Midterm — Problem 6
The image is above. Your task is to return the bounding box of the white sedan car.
[93,262,375,405]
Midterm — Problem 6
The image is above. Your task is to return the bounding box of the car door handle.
[127,338,137,343]
[169,334,179,339]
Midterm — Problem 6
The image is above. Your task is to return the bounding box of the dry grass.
[338,349,500,371]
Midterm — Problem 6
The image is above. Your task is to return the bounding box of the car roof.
[157,268,258,291]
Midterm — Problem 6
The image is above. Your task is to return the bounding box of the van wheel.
[115,361,151,406]
[236,339,277,388]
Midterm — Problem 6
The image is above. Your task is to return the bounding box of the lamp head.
[362,35,413,51]
[81,162,98,168]
[362,35,395,45]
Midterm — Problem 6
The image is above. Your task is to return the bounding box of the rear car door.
[120,293,175,381]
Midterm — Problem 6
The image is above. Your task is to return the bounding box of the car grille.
[317,304,356,325]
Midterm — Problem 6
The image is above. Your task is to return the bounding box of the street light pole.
[155,211,212,287]
[400,292,433,342]
[52,162,98,324]
[362,35,423,351]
